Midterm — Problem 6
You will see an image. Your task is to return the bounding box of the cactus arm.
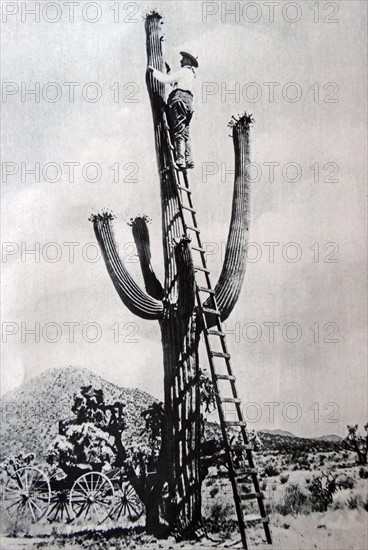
[130,216,165,300]
[91,213,164,320]
[204,114,253,326]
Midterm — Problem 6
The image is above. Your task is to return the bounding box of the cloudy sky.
[1,0,367,436]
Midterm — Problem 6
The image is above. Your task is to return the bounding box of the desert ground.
[1,462,367,549]
[1,369,367,549]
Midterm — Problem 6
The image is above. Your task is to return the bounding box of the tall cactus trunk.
[91,10,253,539]
[160,314,202,533]
[145,13,202,534]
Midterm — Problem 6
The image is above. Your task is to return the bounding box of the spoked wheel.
[3,466,51,522]
[113,481,144,522]
[69,472,115,524]
[47,490,72,522]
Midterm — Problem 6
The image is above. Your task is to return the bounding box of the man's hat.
[180,51,199,68]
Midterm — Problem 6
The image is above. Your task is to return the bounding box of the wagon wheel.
[113,481,144,522]
[3,466,51,522]
[69,472,115,525]
[47,490,72,523]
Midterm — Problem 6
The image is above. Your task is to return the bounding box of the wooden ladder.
[161,113,272,550]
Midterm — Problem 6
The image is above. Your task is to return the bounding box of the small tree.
[342,424,368,465]
[47,386,174,533]
[308,471,340,512]
[46,386,127,479]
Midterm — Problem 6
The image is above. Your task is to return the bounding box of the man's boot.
[174,138,186,169]
[185,138,194,169]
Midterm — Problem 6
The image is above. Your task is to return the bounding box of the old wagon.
[2,453,144,525]
[2,386,149,525]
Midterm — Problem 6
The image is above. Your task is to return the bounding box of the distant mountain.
[260,429,297,438]
[260,430,342,443]
[0,366,158,461]
[314,434,342,442]
[258,430,342,453]
[205,423,341,453]
[0,367,342,462]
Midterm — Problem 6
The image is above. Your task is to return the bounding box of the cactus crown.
[228,112,255,129]
[89,211,116,223]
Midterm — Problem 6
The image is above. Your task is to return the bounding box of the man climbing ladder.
[148,51,198,169]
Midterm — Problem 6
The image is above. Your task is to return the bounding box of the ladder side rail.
[198,291,248,550]
[162,111,272,547]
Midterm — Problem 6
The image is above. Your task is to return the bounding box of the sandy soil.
[1,509,367,550]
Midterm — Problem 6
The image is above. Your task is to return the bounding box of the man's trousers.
[168,89,194,167]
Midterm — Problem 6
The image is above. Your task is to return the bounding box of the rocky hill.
[0,366,158,461]
[205,422,342,454]
[0,366,342,462]
[258,430,341,454]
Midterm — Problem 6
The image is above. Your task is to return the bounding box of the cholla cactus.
[90,12,254,537]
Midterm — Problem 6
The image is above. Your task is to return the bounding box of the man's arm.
[147,66,182,85]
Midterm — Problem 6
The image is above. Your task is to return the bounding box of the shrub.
[264,459,280,477]
[4,515,31,538]
[279,472,290,484]
[308,472,340,512]
[337,474,355,490]
[207,501,233,527]
[347,495,367,510]
[277,484,311,516]
[331,500,345,511]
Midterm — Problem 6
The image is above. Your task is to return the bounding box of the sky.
[1,0,367,437]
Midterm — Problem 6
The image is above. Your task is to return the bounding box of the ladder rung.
[225,421,247,427]
[221,397,241,403]
[211,351,231,359]
[241,492,264,501]
[235,467,258,477]
[216,374,236,381]
[186,225,200,233]
[244,516,269,525]
[182,205,196,213]
[191,245,205,253]
[207,329,226,337]
[194,265,210,273]
[178,185,191,193]
[197,286,215,294]
[230,444,252,451]
[201,307,220,315]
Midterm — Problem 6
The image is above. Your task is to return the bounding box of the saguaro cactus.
[91,12,253,536]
